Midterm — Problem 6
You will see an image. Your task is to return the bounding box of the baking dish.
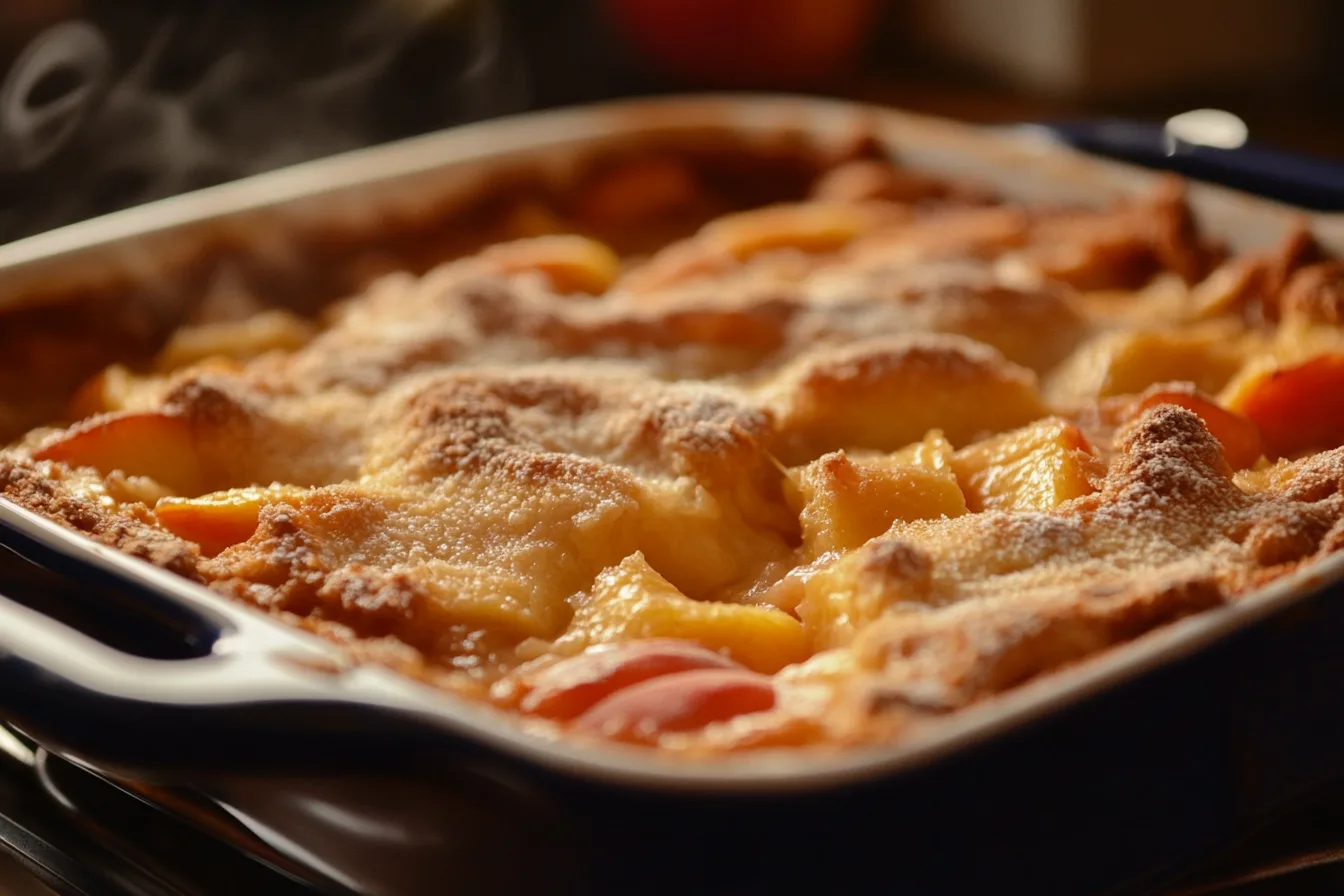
[1032,115,1344,210]
[5,95,1344,895]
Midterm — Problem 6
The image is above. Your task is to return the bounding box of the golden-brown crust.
[849,568,1225,716]
[6,150,1344,756]
[0,456,201,580]
[1281,261,1344,325]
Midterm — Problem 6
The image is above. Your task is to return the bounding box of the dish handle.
[0,589,458,782]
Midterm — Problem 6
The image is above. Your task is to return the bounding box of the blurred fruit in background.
[604,0,880,89]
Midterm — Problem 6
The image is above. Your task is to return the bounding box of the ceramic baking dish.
[4,95,1344,896]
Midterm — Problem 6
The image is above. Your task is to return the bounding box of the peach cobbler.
[5,144,1344,755]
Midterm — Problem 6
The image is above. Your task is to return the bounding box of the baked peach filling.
[7,152,1344,755]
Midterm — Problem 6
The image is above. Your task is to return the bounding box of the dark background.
[506,0,1344,162]
[0,0,1342,243]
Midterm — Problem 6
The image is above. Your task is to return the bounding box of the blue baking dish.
[1026,114,1344,211]
[2,96,1344,896]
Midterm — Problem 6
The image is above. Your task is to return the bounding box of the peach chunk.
[573,669,776,745]
[1221,353,1344,458]
[789,450,966,558]
[501,200,570,240]
[70,359,241,418]
[516,640,742,722]
[1126,389,1263,471]
[551,552,809,674]
[1045,327,1248,405]
[155,485,310,556]
[153,311,313,373]
[951,418,1102,512]
[771,336,1048,463]
[68,365,142,418]
[797,540,935,650]
[700,201,903,260]
[885,430,955,472]
[32,411,204,496]
[481,234,621,295]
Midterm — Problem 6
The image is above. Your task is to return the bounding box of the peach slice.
[153,311,313,373]
[573,669,776,745]
[33,411,204,496]
[155,484,309,556]
[700,201,902,261]
[481,235,621,295]
[517,640,742,722]
[68,364,138,419]
[1222,353,1344,458]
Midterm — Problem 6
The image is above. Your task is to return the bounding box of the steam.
[0,21,110,173]
[0,2,527,243]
